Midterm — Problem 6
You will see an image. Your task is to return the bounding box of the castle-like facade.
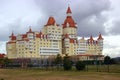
[6,6,104,60]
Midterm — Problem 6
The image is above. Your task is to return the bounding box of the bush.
[104,56,111,65]
[75,61,85,71]
[63,57,72,70]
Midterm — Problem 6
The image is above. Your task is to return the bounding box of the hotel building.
[6,6,104,60]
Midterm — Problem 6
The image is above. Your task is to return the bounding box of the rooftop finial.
[11,30,14,36]
[66,0,72,14]
[67,0,71,6]
[98,32,103,40]
[28,26,32,32]
[66,6,72,14]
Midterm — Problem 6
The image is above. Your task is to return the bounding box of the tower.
[62,6,78,56]
[40,16,63,56]
[62,6,77,39]
[6,32,17,58]
[97,33,104,53]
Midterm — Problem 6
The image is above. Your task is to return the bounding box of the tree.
[4,58,11,68]
[63,55,72,70]
[0,58,11,68]
[54,54,62,70]
[110,58,116,64]
[75,61,85,71]
[54,54,62,65]
[104,56,111,65]
[104,56,111,72]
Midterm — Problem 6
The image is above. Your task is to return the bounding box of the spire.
[11,31,14,36]
[27,26,34,33]
[89,35,94,44]
[29,26,32,32]
[90,35,93,41]
[62,6,77,28]
[10,31,16,40]
[66,6,72,14]
[46,16,56,26]
[98,33,103,40]
[9,31,14,37]
[40,31,42,35]
[66,5,72,17]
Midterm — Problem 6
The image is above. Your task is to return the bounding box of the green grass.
[87,64,120,73]
[0,65,120,80]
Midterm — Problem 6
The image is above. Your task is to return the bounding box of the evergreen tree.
[104,56,111,72]
[63,54,72,70]
[75,61,85,71]
[104,56,111,65]
[54,54,62,70]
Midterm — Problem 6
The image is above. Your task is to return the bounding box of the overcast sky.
[0,0,120,58]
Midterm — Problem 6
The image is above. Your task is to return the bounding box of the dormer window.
[67,23,69,27]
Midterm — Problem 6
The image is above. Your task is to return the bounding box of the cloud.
[0,0,111,41]
[35,0,111,37]
[0,0,44,41]
[77,15,107,37]
[105,0,120,35]
[103,35,120,58]
[108,19,120,35]
[0,41,6,53]
[0,0,120,58]
[72,0,111,37]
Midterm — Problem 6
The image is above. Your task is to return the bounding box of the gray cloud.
[77,15,107,37]
[34,0,111,37]
[72,0,111,37]
[109,20,120,35]
[0,0,111,41]
[0,41,6,53]
[0,0,120,58]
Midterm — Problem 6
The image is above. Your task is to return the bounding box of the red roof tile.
[63,6,76,28]
[66,6,72,14]
[97,33,103,40]
[27,27,34,34]
[89,35,94,44]
[9,32,16,40]
[63,16,76,28]
[46,16,56,26]
[36,32,43,38]
[22,34,27,38]
[0,54,5,58]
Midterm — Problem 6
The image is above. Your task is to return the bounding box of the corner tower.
[62,6,77,39]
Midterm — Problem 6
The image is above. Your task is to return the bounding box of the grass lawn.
[0,65,120,80]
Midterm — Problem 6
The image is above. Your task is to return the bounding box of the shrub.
[75,61,85,71]
[63,56,72,70]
